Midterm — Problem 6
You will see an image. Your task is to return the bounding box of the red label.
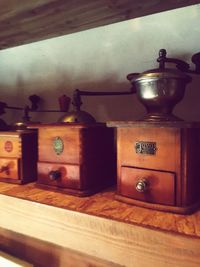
[4,141,13,152]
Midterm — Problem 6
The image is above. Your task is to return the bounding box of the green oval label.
[53,137,64,155]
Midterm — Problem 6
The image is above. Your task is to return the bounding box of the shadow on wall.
[0,71,146,125]
[175,75,200,121]
[1,68,200,126]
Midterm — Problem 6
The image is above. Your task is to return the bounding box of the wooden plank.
[0,182,200,238]
[0,228,120,267]
[0,250,33,267]
[0,193,200,267]
[0,0,199,49]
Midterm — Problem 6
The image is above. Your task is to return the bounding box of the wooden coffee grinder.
[0,130,37,184]
[0,99,38,184]
[34,90,118,197]
[0,94,69,185]
[109,49,200,214]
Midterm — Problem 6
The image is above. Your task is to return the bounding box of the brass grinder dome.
[58,89,96,124]
[59,110,96,123]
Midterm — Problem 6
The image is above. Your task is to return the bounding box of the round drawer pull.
[135,179,148,193]
[49,170,61,180]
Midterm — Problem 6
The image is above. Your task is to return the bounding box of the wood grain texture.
[120,166,175,206]
[117,127,180,172]
[0,187,200,267]
[0,249,33,267]
[113,122,200,214]
[0,132,21,158]
[0,182,200,238]
[0,0,199,49]
[0,131,38,184]
[0,228,120,267]
[38,126,80,164]
[37,123,116,196]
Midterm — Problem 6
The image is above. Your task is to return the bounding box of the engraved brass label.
[53,137,64,155]
[135,141,157,155]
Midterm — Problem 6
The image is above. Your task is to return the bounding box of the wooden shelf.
[0,0,200,50]
[0,182,200,266]
[0,181,200,238]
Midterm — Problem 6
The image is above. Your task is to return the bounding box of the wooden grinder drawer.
[119,166,176,206]
[0,158,20,180]
[38,162,81,189]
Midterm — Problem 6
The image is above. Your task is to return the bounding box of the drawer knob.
[49,170,61,180]
[135,179,148,193]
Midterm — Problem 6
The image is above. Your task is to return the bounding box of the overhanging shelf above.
[0,0,199,50]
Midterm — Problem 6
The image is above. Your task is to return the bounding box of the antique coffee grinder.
[0,96,40,184]
[0,95,70,184]
[34,82,136,196]
[109,49,200,214]
[35,121,116,196]
[0,129,37,184]
[30,93,117,196]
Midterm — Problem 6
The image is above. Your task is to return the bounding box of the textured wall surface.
[0,4,200,125]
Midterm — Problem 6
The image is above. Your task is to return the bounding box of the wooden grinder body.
[37,123,116,196]
[113,121,200,214]
[0,130,38,184]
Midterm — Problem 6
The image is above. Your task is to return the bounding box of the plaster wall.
[0,4,200,125]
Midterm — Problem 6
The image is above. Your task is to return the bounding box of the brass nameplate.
[135,141,157,155]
